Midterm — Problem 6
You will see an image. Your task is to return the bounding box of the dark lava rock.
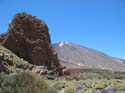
[0,12,61,71]
[0,44,47,74]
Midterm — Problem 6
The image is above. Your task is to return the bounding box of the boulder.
[0,12,61,70]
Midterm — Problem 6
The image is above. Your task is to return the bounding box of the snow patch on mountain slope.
[59,41,70,47]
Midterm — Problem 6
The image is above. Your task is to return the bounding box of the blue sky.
[0,0,125,59]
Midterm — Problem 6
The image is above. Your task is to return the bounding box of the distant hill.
[53,41,125,72]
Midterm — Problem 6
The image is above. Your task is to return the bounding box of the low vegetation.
[0,72,58,93]
[45,71,125,93]
[1,65,125,93]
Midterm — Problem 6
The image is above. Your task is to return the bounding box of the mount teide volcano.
[53,41,125,72]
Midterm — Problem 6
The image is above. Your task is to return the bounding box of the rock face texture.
[0,12,61,70]
[0,44,47,74]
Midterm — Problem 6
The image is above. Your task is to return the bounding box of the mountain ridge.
[53,41,125,72]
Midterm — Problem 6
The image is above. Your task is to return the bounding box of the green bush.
[95,80,107,89]
[64,85,75,93]
[80,88,93,93]
[0,72,58,93]
[65,76,74,81]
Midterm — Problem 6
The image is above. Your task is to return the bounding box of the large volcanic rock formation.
[0,12,61,71]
